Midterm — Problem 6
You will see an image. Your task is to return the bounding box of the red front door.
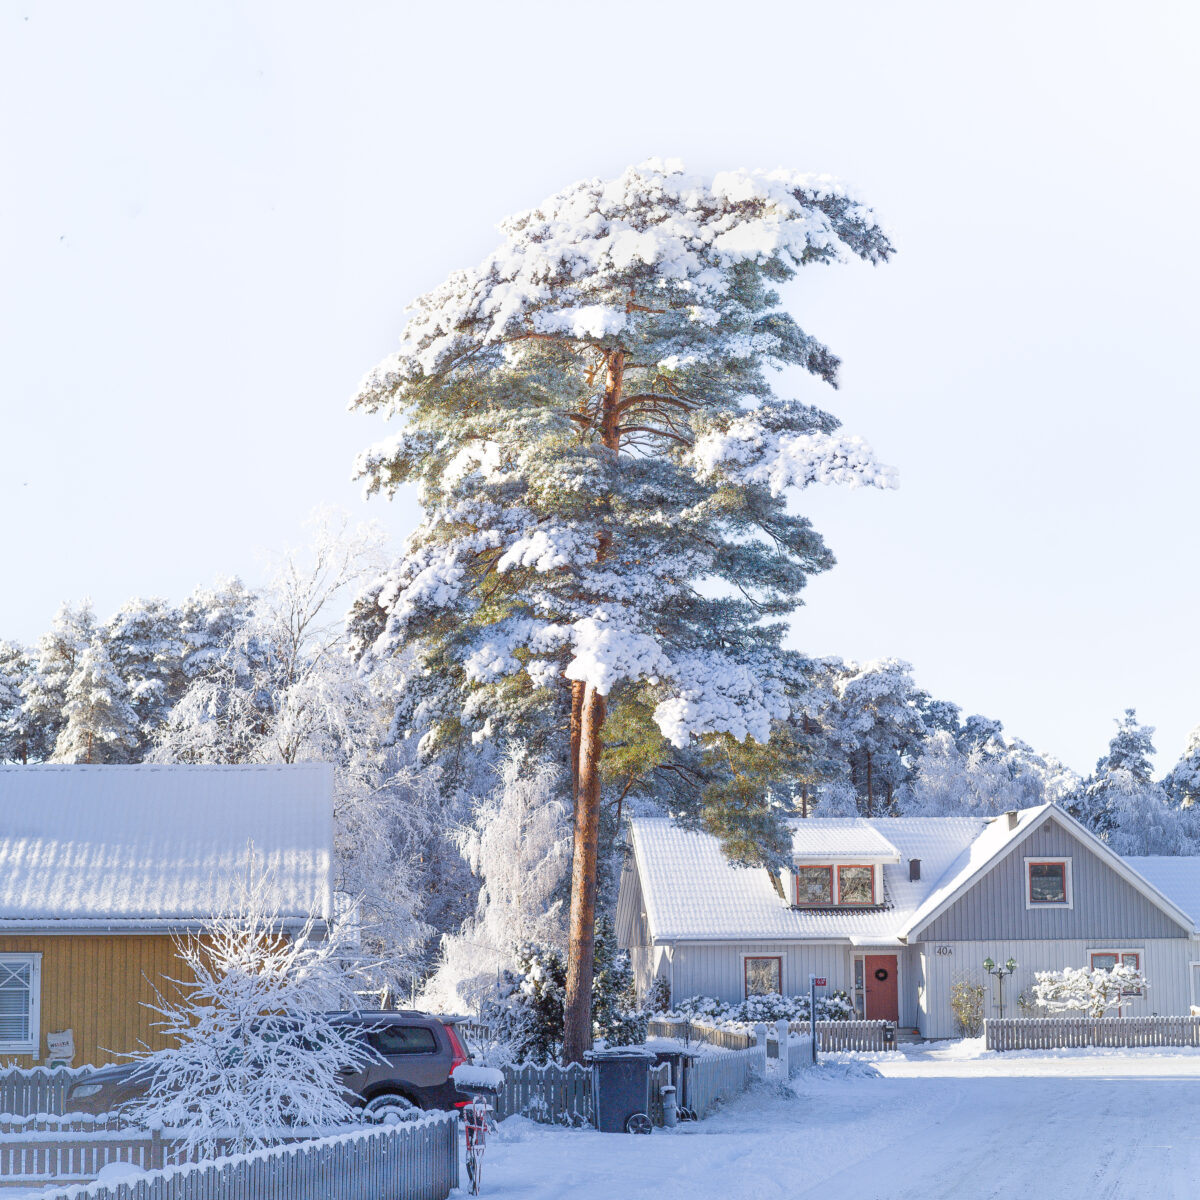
[864,955,899,1021]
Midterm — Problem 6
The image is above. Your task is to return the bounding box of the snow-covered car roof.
[0,763,333,929]
[627,815,987,942]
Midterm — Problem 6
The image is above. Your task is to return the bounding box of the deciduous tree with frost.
[421,744,571,1014]
[126,864,374,1156]
[1031,963,1149,1018]
[348,159,896,1060]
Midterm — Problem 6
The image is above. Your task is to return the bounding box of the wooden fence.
[0,1117,459,1200]
[986,1015,1200,1052]
[786,1020,896,1052]
[0,1068,88,1117]
[644,1019,755,1050]
[491,1061,673,1127]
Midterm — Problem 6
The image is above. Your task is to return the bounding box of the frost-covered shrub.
[660,991,855,1027]
[1032,965,1149,1018]
[950,980,985,1037]
[645,976,671,1015]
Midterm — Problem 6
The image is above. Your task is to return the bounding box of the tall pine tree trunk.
[562,350,623,1063]
[563,683,606,1063]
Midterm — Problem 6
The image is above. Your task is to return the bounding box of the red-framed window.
[1091,951,1143,995]
[744,956,783,998]
[795,866,835,906]
[1028,861,1068,904]
[837,865,876,906]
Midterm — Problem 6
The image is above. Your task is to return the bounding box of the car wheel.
[363,1093,421,1124]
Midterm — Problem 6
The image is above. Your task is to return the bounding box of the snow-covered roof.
[627,815,985,943]
[1124,857,1200,934]
[0,764,333,929]
[897,805,1049,939]
[790,819,901,862]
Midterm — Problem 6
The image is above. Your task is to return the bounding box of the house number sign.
[935,946,953,956]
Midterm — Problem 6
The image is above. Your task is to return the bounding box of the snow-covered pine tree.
[349,160,896,1061]
[1164,724,1200,809]
[51,637,139,764]
[824,658,925,815]
[22,601,96,761]
[0,642,37,763]
[1074,708,1157,834]
[102,597,187,758]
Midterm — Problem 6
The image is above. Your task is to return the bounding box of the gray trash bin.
[587,1047,656,1133]
[650,1048,699,1120]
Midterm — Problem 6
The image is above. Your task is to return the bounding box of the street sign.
[814,978,827,987]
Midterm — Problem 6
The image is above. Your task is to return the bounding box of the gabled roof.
[0,763,333,929]
[899,803,1198,940]
[1123,857,1200,934]
[791,820,900,862]
[627,816,984,943]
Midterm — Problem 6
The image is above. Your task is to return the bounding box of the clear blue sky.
[2,1,1197,775]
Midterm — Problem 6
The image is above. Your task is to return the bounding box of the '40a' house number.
[935,946,953,956]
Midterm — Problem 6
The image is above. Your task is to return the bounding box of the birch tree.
[349,160,898,1060]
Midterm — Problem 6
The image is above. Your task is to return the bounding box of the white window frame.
[1024,857,1074,910]
[1189,960,1200,1012]
[1089,948,1145,1001]
[0,952,42,1057]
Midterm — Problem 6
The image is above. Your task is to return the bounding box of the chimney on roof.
[1007,810,1019,830]
[909,858,921,882]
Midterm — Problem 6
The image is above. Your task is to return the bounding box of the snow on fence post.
[754,1023,768,1055]
[774,1020,789,1075]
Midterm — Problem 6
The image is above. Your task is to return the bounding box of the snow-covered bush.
[661,991,855,1026]
[124,863,375,1155]
[1031,964,1149,1018]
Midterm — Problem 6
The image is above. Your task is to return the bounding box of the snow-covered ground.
[484,1043,1200,1199]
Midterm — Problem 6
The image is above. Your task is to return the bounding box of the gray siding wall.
[918,817,1189,943]
[666,942,919,1026]
[615,857,650,951]
[917,937,1199,1039]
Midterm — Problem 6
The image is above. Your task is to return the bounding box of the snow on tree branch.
[689,419,898,495]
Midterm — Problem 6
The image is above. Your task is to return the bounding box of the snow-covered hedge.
[656,991,856,1027]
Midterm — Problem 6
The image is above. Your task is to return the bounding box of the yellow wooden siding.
[0,935,195,1068]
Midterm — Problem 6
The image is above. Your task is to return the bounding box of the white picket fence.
[986,1015,1200,1051]
[0,1117,459,1199]
[685,1043,768,1119]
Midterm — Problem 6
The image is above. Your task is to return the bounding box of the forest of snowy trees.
[3,162,1199,1048]
[2,521,1197,1002]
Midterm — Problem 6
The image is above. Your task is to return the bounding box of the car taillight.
[444,1023,468,1072]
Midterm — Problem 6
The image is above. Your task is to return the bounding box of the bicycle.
[461,1090,493,1195]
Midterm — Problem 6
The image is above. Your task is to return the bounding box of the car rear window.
[366,1025,439,1055]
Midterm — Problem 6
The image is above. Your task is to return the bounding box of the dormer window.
[837,865,876,906]
[796,866,834,906]
[792,863,879,907]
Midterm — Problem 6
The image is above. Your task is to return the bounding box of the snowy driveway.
[483,1047,1200,1199]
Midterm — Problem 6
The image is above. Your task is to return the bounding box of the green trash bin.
[587,1047,656,1133]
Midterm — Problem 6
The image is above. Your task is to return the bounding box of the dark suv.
[65,1010,473,1121]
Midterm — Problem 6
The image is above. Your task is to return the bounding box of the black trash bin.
[649,1048,699,1120]
[587,1047,656,1133]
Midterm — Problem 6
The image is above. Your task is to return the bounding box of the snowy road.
[483,1048,1200,1199]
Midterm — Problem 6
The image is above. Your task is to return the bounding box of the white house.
[616,803,1200,1037]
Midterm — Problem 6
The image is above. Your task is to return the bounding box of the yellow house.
[0,762,333,1068]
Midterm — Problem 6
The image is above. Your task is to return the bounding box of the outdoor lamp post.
[983,957,1018,1019]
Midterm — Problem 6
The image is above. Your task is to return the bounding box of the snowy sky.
[2,1,1197,776]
